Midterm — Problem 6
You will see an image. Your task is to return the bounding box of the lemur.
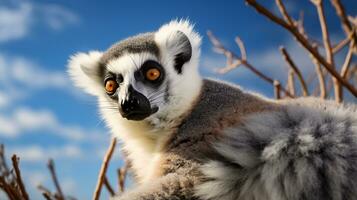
[68,20,357,200]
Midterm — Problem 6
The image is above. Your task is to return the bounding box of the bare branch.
[333,33,352,54]
[118,163,129,193]
[280,47,309,96]
[330,0,357,53]
[235,37,247,61]
[47,159,64,200]
[275,0,295,26]
[93,138,117,200]
[207,30,294,97]
[38,185,55,200]
[274,80,281,99]
[11,155,29,200]
[287,70,296,96]
[245,0,357,98]
[311,0,341,102]
[103,176,115,196]
[341,41,355,79]
[314,59,327,99]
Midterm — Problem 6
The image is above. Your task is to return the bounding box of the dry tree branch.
[330,0,357,53]
[280,47,309,96]
[245,0,357,98]
[207,30,294,98]
[333,33,353,54]
[11,155,29,200]
[117,162,129,193]
[341,41,355,79]
[275,0,294,26]
[287,70,296,96]
[313,61,327,99]
[274,80,281,99]
[93,138,117,200]
[47,159,64,200]
[0,145,10,178]
[103,176,115,196]
[311,0,341,102]
[38,185,55,200]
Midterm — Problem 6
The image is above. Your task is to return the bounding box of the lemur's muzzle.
[119,86,158,121]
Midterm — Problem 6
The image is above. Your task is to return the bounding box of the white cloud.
[40,4,79,30]
[0,107,103,142]
[0,2,79,43]
[0,91,10,108]
[0,53,72,108]
[7,144,83,162]
[0,2,32,42]
[11,57,68,89]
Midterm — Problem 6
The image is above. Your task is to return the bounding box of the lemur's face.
[68,20,202,123]
[102,53,165,121]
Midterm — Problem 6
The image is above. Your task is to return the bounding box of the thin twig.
[287,70,296,96]
[311,45,327,99]
[245,0,357,98]
[333,34,352,54]
[103,176,115,196]
[330,0,357,53]
[38,185,54,200]
[280,47,309,96]
[117,162,129,193]
[93,138,117,200]
[274,80,281,99]
[235,37,247,61]
[11,155,29,200]
[207,30,294,97]
[48,159,64,200]
[0,144,10,177]
[341,41,355,79]
[311,0,341,102]
[313,59,327,99]
[275,0,294,26]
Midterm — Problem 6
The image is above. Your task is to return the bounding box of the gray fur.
[114,79,357,200]
[100,33,160,65]
[196,97,357,200]
[115,79,277,200]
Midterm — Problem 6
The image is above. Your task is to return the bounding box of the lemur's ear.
[67,51,104,96]
[155,20,202,74]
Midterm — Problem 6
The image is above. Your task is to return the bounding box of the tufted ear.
[67,51,104,96]
[155,20,202,74]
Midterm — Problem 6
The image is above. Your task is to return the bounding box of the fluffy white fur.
[153,20,202,129]
[67,51,103,96]
[68,20,203,183]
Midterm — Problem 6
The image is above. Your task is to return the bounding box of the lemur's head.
[68,20,202,126]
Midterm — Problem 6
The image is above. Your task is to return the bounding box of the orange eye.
[105,79,118,94]
[146,68,161,81]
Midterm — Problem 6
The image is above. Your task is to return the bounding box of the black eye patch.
[135,60,165,87]
[103,72,123,100]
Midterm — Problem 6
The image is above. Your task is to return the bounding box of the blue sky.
[0,0,356,199]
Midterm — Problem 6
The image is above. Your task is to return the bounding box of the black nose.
[120,86,152,120]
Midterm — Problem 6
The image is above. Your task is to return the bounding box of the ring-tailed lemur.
[68,20,357,200]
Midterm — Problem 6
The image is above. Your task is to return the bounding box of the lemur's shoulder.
[162,78,278,163]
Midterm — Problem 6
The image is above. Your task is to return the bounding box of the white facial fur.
[68,20,203,181]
